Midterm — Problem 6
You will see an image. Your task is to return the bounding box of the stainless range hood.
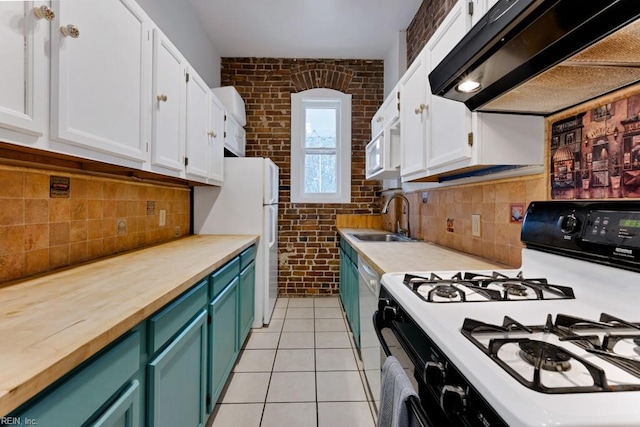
[428,0,640,116]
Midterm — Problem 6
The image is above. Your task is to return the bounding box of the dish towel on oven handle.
[377,355,421,427]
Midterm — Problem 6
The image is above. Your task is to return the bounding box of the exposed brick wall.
[406,0,457,65]
[221,58,383,296]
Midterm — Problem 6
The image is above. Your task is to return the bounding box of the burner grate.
[461,314,640,393]
[402,272,575,303]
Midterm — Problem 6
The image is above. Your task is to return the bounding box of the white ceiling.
[189,0,422,59]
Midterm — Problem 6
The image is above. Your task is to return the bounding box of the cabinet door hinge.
[184,157,189,166]
[186,72,190,83]
[224,131,227,138]
[206,393,211,407]
[207,314,212,325]
[146,142,149,153]
[468,132,474,147]
[224,114,227,122]
[468,1,474,15]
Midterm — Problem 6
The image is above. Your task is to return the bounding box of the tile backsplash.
[382,175,547,267]
[0,164,190,284]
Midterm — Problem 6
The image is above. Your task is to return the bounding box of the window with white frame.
[291,88,351,203]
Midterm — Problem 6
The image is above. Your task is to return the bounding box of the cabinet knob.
[60,24,80,38]
[33,5,55,21]
[207,131,217,138]
[156,94,168,102]
[414,104,428,115]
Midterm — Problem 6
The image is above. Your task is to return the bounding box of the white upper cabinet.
[0,2,47,136]
[371,105,384,138]
[426,0,473,173]
[419,0,544,179]
[207,93,225,184]
[50,0,151,166]
[470,0,500,27]
[150,29,187,175]
[366,88,401,180]
[224,115,246,157]
[399,48,430,181]
[185,68,210,181]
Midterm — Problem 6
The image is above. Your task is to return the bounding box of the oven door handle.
[373,310,433,427]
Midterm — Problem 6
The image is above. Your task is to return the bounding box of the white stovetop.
[381,248,640,427]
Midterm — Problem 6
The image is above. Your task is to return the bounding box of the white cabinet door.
[151,29,186,174]
[0,2,46,135]
[399,50,429,180]
[224,115,245,157]
[371,106,384,138]
[471,0,500,27]
[208,93,225,183]
[426,1,473,174]
[51,0,151,164]
[185,69,209,180]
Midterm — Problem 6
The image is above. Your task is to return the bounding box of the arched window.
[290,88,351,203]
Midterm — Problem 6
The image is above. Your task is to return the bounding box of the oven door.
[374,287,507,427]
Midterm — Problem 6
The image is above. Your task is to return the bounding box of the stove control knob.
[424,361,446,386]
[440,385,467,415]
[559,213,580,234]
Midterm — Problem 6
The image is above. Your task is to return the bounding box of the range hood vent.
[428,0,640,116]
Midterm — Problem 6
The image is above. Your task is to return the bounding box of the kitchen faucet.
[381,194,411,238]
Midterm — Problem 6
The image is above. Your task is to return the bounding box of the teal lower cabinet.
[238,259,256,345]
[148,309,208,427]
[90,380,140,427]
[15,331,141,427]
[208,277,239,412]
[4,246,258,426]
[339,238,360,348]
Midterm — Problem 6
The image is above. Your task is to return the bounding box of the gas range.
[376,201,640,427]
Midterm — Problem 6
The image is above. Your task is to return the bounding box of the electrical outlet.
[174,226,180,237]
[472,214,481,237]
[159,210,166,227]
[422,192,429,203]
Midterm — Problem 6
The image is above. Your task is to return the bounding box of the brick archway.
[291,64,354,93]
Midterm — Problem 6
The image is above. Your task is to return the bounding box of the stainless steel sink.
[349,233,418,242]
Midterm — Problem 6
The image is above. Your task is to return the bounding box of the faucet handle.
[396,221,408,237]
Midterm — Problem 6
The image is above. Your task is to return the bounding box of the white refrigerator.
[193,157,279,327]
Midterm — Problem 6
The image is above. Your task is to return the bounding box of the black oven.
[374,287,508,427]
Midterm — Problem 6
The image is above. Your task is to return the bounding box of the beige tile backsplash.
[383,174,548,267]
[0,164,190,283]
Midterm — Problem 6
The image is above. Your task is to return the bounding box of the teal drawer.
[18,331,141,427]
[148,279,208,354]
[240,246,256,271]
[211,257,240,299]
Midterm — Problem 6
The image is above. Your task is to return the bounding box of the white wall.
[136,0,221,87]
[384,30,407,98]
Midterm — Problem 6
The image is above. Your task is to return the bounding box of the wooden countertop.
[0,234,258,417]
[338,228,505,275]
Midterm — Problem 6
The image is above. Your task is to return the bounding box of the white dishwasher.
[358,257,381,412]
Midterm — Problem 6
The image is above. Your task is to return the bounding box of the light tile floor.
[208,297,376,427]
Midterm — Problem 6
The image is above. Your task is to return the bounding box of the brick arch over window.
[291,64,354,93]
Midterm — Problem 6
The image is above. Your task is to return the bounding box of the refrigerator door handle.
[269,205,277,248]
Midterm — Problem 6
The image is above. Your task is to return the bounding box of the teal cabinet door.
[90,380,140,427]
[208,278,239,411]
[239,261,255,346]
[148,310,207,427]
[348,259,360,348]
[339,248,347,309]
[15,331,140,427]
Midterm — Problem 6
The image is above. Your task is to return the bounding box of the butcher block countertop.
[0,234,258,417]
[338,228,506,275]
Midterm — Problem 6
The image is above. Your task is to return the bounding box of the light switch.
[159,210,166,226]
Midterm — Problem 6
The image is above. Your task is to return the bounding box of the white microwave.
[365,124,400,180]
